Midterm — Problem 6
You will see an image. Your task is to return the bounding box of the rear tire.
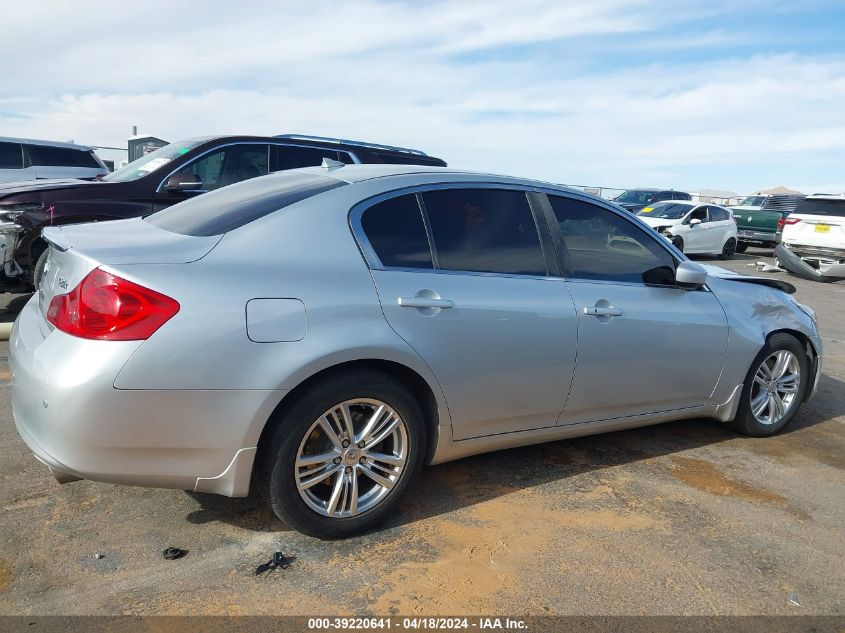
[735,241,748,253]
[730,333,808,437]
[719,238,737,260]
[256,369,426,539]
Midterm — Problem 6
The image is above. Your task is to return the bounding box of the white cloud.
[2,0,844,193]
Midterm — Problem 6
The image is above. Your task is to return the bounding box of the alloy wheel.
[294,399,409,518]
[749,350,801,425]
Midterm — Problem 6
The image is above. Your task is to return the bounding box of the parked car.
[11,164,821,538]
[613,188,691,213]
[729,193,805,251]
[0,134,446,292]
[636,201,738,258]
[0,137,108,184]
[776,194,845,282]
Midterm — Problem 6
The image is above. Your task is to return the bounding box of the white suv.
[0,137,108,184]
[780,194,845,279]
[636,201,738,259]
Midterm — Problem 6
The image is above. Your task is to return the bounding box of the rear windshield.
[145,172,345,236]
[795,198,845,218]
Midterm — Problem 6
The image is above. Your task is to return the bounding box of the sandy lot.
[0,247,842,616]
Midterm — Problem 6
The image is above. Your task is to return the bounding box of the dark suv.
[613,188,691,213]
[0,134,447,292]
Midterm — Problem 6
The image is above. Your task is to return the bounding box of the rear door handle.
[397,297,454,309]
[584,306,623,317]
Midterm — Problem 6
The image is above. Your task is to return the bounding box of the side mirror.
[675,260,708,290]
[166,173,203,192]
[689,218,702,227]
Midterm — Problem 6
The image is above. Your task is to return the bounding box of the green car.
[730,193,805,251]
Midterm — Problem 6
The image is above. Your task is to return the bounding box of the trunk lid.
[38,218,221,318]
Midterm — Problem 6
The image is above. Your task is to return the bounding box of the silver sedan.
[11,165,822,538]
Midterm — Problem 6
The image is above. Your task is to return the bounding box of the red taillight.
[47,268,179,340]
[779,217,801,230]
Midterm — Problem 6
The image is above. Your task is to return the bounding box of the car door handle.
[397,297,454,309]
[584,306,623,317]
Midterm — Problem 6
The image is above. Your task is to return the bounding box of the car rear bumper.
[10,295,285,497]
[737,229,779,243]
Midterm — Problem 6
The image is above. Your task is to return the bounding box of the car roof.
[285,163,582,191]
[0,136,95,151]
[805,193,845,201]
[652,199,695,206]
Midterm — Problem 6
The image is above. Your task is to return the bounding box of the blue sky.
[2,0,844,194]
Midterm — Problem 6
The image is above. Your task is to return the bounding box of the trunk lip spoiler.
[42,226,72,252]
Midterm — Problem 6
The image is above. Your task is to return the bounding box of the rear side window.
[421,189,546,276]
[709,206,729,221]
[360,194,433,269]
[375,152,447,167]
[27,145,101,168]
[0,142,23,169]
[146,172,345,236]
[795,199,845,217]
[274,146,348,170]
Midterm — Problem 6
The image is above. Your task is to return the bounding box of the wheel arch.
[766,328,820,403]
[254,359,445,469]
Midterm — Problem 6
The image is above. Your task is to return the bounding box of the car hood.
[638,216,678,228]
[701,263,796,294]
[0,178,103,195]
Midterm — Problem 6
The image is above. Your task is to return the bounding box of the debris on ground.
[93,553,105,560]
[789,592,800,606]
[162,547,188,560]
[255,551,293,576]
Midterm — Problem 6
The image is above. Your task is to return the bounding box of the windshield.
[738,195,766,207]
[102,140,207,182]
[637,202,691,219]
[615,190,657,205]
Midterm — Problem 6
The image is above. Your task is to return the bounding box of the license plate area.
[814,224,830,233]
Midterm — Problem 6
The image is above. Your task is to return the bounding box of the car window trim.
[155,141,362,193]
[349,182,557,280]
[536,189,689,288]
[0,142,24,170]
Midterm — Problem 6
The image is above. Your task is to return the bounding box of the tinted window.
[375,152,447,167]
[549,196,676,285]
[27,145,100,168]
[614,190,658,205]
[168,144,269,192]
[673,191,691,200]
[361,194,433,269]
[688,206,708,223]
[795,198,845,217]
[147,172,345,236]
[421,189,546,276]
[637,202,692,219]
[278,146,344,170]
[709,206,729,221]
[0,142,23,169]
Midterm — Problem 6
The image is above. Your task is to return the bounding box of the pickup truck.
[730,193,804,252]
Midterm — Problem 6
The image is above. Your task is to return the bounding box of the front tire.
[671,236,684,252]
[256,369,426,538]
[730,333,808,437]
[719,238,737,260]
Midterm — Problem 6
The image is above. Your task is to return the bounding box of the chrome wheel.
[294,398,409,518]
[749,350,801,425]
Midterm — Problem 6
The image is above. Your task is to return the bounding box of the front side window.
[0,142,22,169]
[421,189,546,276]
[687,206,708,223]
[168,144,269,192]
[360,194,433,269]
[614,190,657,205]
[549,196,676,285]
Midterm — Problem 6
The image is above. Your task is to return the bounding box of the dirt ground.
[0,247,842,616]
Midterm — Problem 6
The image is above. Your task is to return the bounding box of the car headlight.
[0,202,44,223]
[791,297,816,323]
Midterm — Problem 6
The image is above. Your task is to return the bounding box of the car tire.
[735,241,748,253]
[730,333,808,437]
[671,236,684,252]
[33,249,49,288]
[718,238,737,260]
[256,369,426,539]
